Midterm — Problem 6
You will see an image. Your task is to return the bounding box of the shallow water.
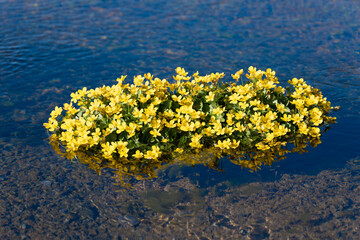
[1,0,360,239]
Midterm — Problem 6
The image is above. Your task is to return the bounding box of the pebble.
[118,215,141,227]
[41,180,52,187]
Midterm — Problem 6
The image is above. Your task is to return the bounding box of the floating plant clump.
[45,67,338,184]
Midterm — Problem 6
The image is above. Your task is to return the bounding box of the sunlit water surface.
[1,0,360,239]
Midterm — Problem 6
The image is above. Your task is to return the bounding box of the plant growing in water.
[45,67,338,184]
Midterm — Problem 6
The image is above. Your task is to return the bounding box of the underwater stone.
[118,215,140,227]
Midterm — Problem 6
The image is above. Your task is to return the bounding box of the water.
[1,0,360,239]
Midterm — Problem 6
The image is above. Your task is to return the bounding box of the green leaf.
[203,103,210,113]
[105,131,117,142]
[159,99,172,112]
[193,98,203,111]
[99,118,108,129]
[127,140,136,150]
[179,135,187,146]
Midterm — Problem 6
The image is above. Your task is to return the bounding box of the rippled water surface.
[1,0,360,239]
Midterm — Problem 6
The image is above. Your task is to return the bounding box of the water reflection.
[49,133,323,187]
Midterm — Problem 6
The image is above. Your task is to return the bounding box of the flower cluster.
[45,67,338,179]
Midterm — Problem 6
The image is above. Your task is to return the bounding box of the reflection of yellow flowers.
[309,127,321,137]
[175,148,184,153]
[255,142,270,151]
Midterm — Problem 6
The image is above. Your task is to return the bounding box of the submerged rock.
[118,215,141,227]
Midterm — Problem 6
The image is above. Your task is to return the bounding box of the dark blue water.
[1,0,360,238]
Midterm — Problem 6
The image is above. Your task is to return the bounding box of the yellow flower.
[281,114,292,122]
[226,115,235,126]
[101,142,117,158]
[265,133,275,142]
[288,78,300,85]
[234,122,246,132]
[276,103,286,113]
[212,107,225,115]
[300,107,308,116]
[238,102,249,109]
[109,120,126,134]
[150,129,161,137]
[205,92,215,102]
[291,99,305,109]
[213,121,225,135]
[117,141,129,158]
[310,108,322,118]
[273,125,289,137]
[298,122,309,135]
[250,99,261,106]
[133,75,144,86]
[305,95,319,106]
[246,66,257,79]
[139,94,151,103]
[144,146,161,159]
[164,119,177,128]
[175,67,188,76]
[116,75,127,85]
[231,73,240,80]
[50,106,63,118]
[250,112,262,125]
[144,73,153,80]
[152,97,162,105]
[145,104,157,116]
[235,111,246,120]
[126,123,137,138]
[215,139,231,150]
[132,150,143,159]
[150,119,161,129]
[189,133,203,148]
[231,139,240,148]
[229,93,241,104]
[236,69,244,76]
[254,103,268,111]
[274,86,285,94]
[309,127,321,137]
[292,114,304,124]
[43,118,58,131]
[133,108,143,118]
[178,88,188,95]
[203,127,215,136]
[231,69,243,80]
[172,95,182,102]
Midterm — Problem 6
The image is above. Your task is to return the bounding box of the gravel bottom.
[1,142,359,240]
